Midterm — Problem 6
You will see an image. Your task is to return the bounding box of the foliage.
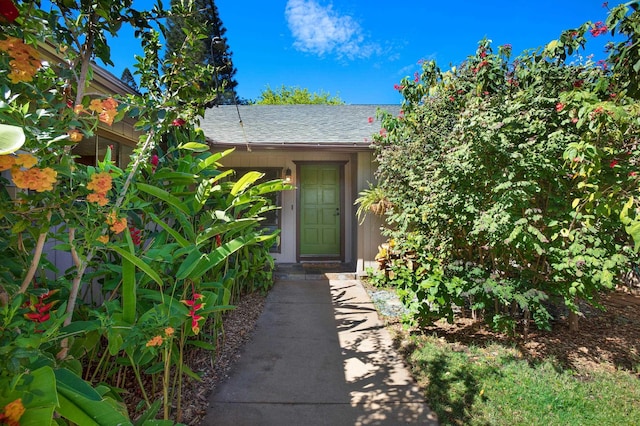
[0,0,288,423]
[165,0,239,105]
[255,84,345,105]
[404,335,640,426]
[372,3,640,333]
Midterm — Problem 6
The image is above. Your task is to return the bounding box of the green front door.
[299,164,342,258]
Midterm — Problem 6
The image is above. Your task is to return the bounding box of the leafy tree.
[255,84,345,104]
[120,67,139,92]
[165,0,239,105]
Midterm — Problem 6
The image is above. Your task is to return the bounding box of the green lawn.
[402,335,640,426]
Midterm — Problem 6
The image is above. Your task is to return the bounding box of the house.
[198,104,401,276]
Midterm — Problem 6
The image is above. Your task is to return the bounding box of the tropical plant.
[354,183,391,224]
[0,0,288,423]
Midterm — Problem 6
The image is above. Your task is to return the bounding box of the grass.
[402,335,640,426]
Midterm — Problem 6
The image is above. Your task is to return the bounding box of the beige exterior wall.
[217,147,385,273]
[355,151,387,276]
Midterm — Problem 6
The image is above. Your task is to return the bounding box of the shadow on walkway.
[201,278,438,425]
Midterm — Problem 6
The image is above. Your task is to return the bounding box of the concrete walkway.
[201,277,438,425]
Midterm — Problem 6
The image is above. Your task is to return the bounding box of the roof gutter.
[206,139,374,152]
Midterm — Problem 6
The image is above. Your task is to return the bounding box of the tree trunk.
[568,310,579,332]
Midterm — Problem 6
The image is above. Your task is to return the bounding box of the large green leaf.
[230,171,264,196]
[196,219,257,246]
[1,366,58,426]
[148,212,190,247]
[194,148,235,173]
[178,142,210,152]
[122,255,136,324]
[54,368,132,426]
[111,246,163,286]
[175,247,205,280]
[136,182,191,215]
[190,235,256,279]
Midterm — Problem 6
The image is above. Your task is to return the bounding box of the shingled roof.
[199,104,401,150]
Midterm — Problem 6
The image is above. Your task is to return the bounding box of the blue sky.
[108,0,625,104]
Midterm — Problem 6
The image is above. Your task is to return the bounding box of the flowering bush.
[0,0,289,423]
[373,3,640,334]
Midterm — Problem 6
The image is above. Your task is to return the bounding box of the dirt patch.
[392,290,640,374]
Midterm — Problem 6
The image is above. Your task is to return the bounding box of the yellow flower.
[97,235,109,244]
[89,99,103,113]
[87,172,112,193]
[14,153,37,168]
[145,335,163,347]
[0,155,16,171]
[68,129,83,142]
[164,327,175,337]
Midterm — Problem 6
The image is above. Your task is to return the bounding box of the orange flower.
[87,192,109,206]
[99,109,116,126]
[0,37,42,83]
[106,211,127,234]
[145,335,163,347]
[164,327,175,337]
[74,104,85,114]
[102,97,118,110]
[0,155,16,171]
[14,153,37,168]
[97,235,109,244]
[87,172,112,193]
[0,398,25,426]
[12,167,57,192]
[68,129,83,142]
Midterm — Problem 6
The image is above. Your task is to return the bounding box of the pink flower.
[367,117,374,124]
[590,21,608,37]
[629,171,637,177]
[393,84,404,91]
[555,103,565,112]
[172,118,186,127]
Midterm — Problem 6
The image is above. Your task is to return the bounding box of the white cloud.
[285,0,379,59]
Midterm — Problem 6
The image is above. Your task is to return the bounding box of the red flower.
[129,227,142,246]
[555,103,565,112]
[367,116,374,124]
[150,154,159,173]
[393,84,404,91]
[630,171,637,177]
[0,0,19,23]
[215,234,222,247]
[172,118,186,127]
[610,159,618,168]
